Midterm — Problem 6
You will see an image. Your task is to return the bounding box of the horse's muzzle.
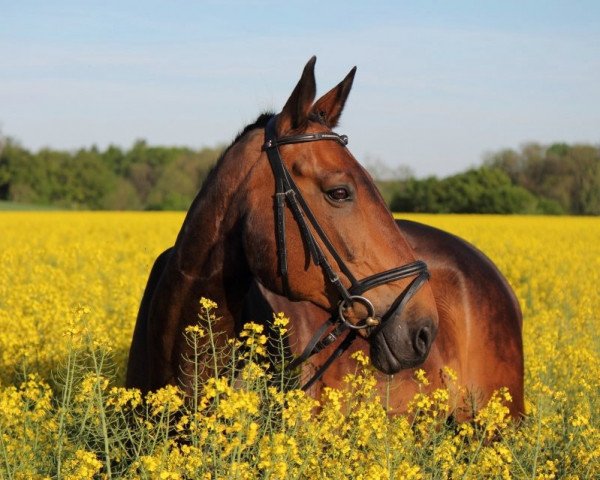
[369,315,437,374]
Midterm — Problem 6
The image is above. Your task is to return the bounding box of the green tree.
[487,142,600,214]
[390,167,540,214]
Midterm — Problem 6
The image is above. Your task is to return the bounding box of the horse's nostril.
[413,326,431,357]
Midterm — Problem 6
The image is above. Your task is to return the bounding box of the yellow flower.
[475,388,512,439]
[217,389,260,419]
[107,386,142,411]
[240,322,264,336]
[414,368,430,386]
[442,365,458,382]
[63,450,103,480]
[272,311,290,335]
[351,349,370,367]
[199,297,218,310]
[146,385,184,416]
[184,324,206,337]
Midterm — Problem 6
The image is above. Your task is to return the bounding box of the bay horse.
[126,57,524,418]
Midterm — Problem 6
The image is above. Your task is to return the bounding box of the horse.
[126,57,524,419]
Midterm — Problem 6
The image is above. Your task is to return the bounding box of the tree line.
[376,142,600,215]
[1,136,598,214]
[0,138,222,210]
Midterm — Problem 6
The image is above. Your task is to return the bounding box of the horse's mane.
[229,112,274,149]
[201,112,275,188]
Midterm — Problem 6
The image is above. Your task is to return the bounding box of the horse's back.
[398,219,522,330]
[398,219,524,416]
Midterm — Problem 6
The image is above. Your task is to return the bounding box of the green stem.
[0,423,14,480]
[56,343,78,479]
[90,349,112,478]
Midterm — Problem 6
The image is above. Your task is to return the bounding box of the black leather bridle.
[262,116,430,390]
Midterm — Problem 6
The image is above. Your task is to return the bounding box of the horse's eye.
[327,187,351,202]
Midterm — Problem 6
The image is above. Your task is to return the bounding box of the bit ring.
[338,295,379,330]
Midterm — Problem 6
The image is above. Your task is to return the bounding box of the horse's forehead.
[288,142,353,174]
[292,131,357,172]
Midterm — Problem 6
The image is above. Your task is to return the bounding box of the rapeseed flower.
[0,212,598,478]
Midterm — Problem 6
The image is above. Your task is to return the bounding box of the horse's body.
[246,219,524,418]
[126,57,524,419]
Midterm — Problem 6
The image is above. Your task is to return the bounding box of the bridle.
[262,116,430,390]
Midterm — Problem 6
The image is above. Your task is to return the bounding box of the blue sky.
[2,1,599,177]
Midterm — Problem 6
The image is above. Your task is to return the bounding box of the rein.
[262,116,430,390]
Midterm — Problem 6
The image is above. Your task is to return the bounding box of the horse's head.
[242,57,438,374]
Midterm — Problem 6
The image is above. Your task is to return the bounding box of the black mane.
[230,112,274,148]
[217,112,274,164]
[200,112,275,190]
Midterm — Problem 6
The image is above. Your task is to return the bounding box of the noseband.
[262,116,430,390]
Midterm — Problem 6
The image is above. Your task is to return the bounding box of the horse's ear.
[277,56,317,135]
[310,66,356,128]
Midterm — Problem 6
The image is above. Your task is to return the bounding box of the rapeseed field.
[0,212,598,478]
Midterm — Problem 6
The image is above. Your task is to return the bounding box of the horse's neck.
[172,136,259,312]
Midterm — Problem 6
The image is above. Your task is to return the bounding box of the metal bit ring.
[338,295,379,330]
